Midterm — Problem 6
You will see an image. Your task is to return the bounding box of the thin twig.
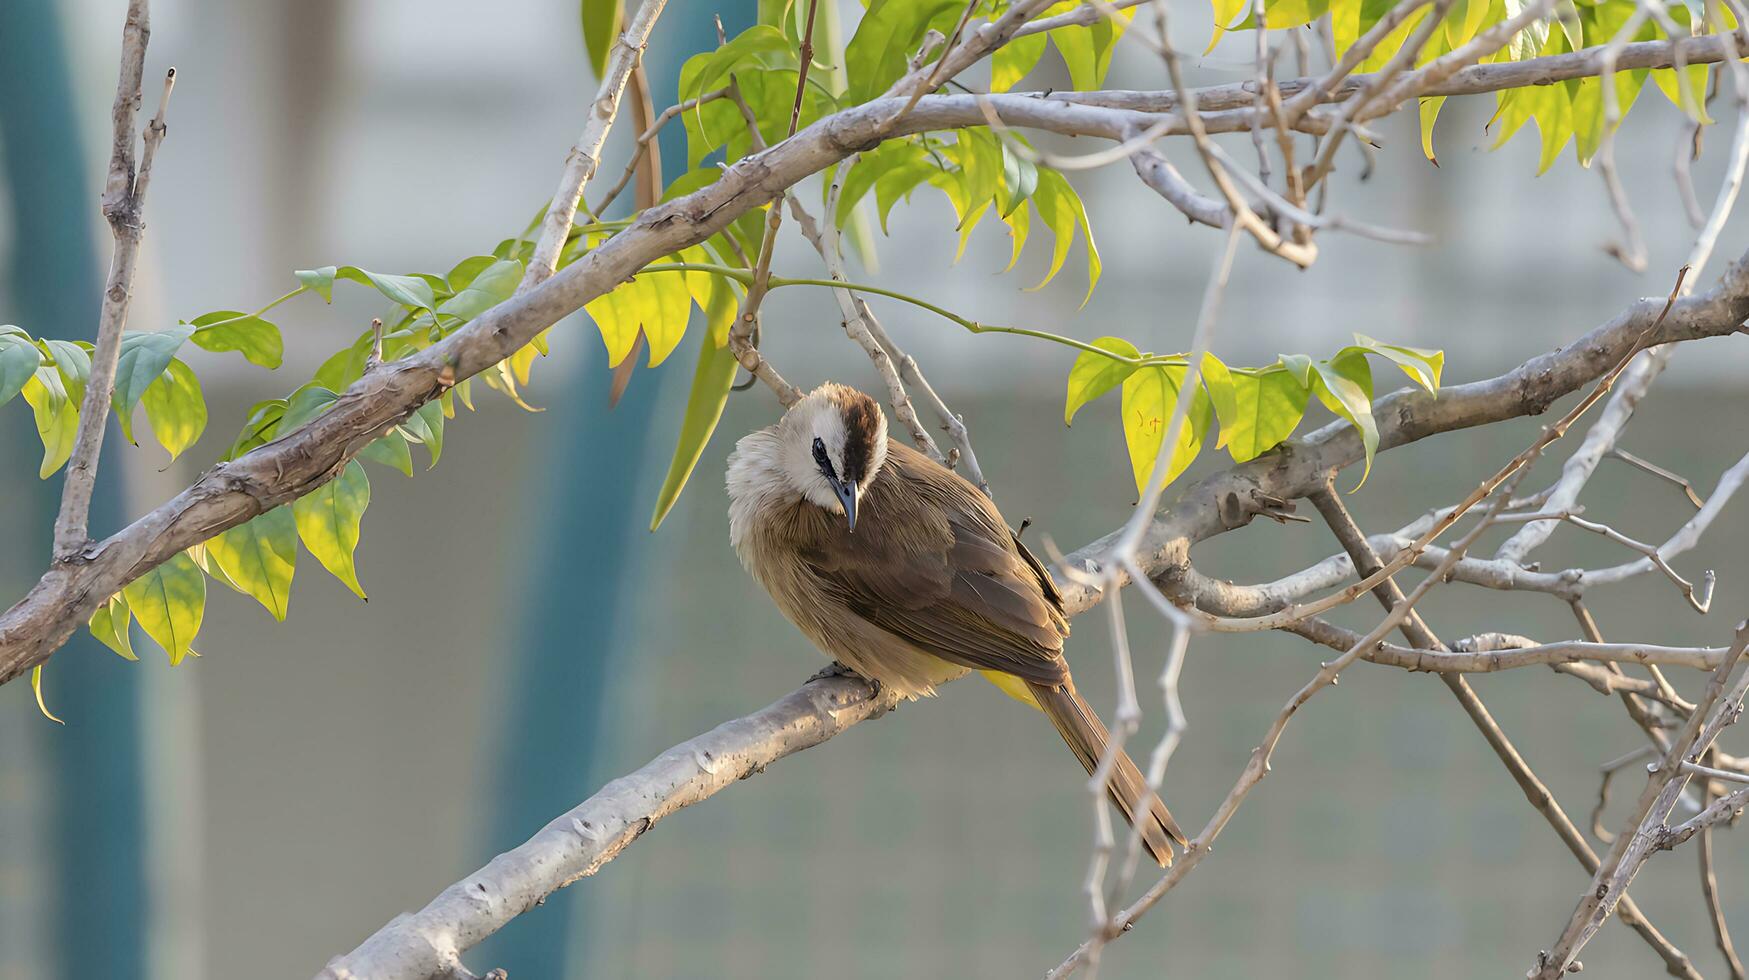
[53,2,167,561]
[520,0,668,291]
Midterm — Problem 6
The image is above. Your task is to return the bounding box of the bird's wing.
[799,442,1070,686]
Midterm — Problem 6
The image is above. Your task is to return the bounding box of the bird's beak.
[833,478,858,532]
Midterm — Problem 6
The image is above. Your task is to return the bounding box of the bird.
[726,381,1187,866]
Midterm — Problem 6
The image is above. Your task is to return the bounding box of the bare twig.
[1610,447,1707,509]
[1533,621,1749,978]
[589,86,731,217]
[52,2,169,560]
[521,0,668,291]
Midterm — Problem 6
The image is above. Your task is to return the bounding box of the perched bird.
[727,382,1186,866]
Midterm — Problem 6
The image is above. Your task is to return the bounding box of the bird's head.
[775,383,888,531]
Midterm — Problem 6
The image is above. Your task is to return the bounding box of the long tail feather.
[1029,680,1187,867]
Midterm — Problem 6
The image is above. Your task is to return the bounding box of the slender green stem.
[639,262,1171,366]
[182,285,310,335]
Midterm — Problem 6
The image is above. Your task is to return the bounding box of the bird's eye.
[811,437,834,475]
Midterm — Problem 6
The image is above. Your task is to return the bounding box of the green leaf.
[641,265,694,367]
[991,29,1047,92]
[112,325,193,416]
[1279,352,1313,386]
[360,429,414,476]
[651,330,741,530]
[335,266,439,314]
[277,384,339,434]
[20,369,76,478]
[1223,369,1311,462]
[139,358,207,460]
[1651,7,1712,123]
[402,400,446,468]
[1208,0,1251,48]
[436,258,524,323]
[89,593,137,660]
[999,143,1039,217]
[123,551,206,665]
[1419,95,1447,163]
[43,339,91,404]
[1064,336,1141,425]
[188,311,284,369]
[293,460,370,599]
[1000,198,1030,272]
[691,25,796,103]
[844,0,960,104]
[581,0,623,77]
[1028,169,1100,303]
[1120,365,1212,496]
[0,328,42,407]
[296,266,337,302]
[228,399,288,458]
[1311,352,1379,488]
[1353,334,1443,392]
[207,507,297,621]
[874,158,940,234]
[31,666,64,724]
[1198,353,1238,446]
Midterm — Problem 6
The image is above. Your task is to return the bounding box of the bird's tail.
[1029,680,1187,868]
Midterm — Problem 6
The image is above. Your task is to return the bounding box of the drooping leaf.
[651,329,741,530]
[43,339,90,404]
[89,593,137,660]
[1223,368,1311,462]
[437,258,524,323]
[1311,352,1379,488]
[1000,198,1031,272]
[1028,169,1099,303]
[31,666,63,724]
[581,0,623,78]
[844,0,961,104]
[406,400,446,467]
[112,325,193,416]
[138,358,207,460]
[0,327,42,407]
[1064,337,1142,425]
[228,399,288,459]
[277,384,340,435]
[1353,334,1443,392]
[20,369,76,478]
[188,311,284,369]
[991,28,1047,92]
[123,551,206,665]
[292,460,370,599]
[207,507,298,621]
[360,429,415,477]
[999,143,1039,217]
[1120,365,1213,496]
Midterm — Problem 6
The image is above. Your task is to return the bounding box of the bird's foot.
[809,660,860,683]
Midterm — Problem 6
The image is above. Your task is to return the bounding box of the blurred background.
[1,1,1747,977]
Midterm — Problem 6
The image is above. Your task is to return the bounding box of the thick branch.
[317,675,898,980]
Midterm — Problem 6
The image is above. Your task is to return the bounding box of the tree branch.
[51,0,169,560]
[520,0,668,291]
[316,259,1748,978]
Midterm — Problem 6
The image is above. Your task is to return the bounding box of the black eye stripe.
[812,437,835,477]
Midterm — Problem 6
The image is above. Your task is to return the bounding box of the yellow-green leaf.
[31,666,64,724]
[1120,365,1212,496]
[293,460,370,599]
[1311,352,1379,488]
[1064,336,1141,425]
[123,551,206,665]
[139,358,207,461]
[89,593,137,661]
[207,507,297,621]
[21,369,76,478]
[1224,369,1311,462]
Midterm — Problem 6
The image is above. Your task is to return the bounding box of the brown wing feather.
[800,441,1069,686]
